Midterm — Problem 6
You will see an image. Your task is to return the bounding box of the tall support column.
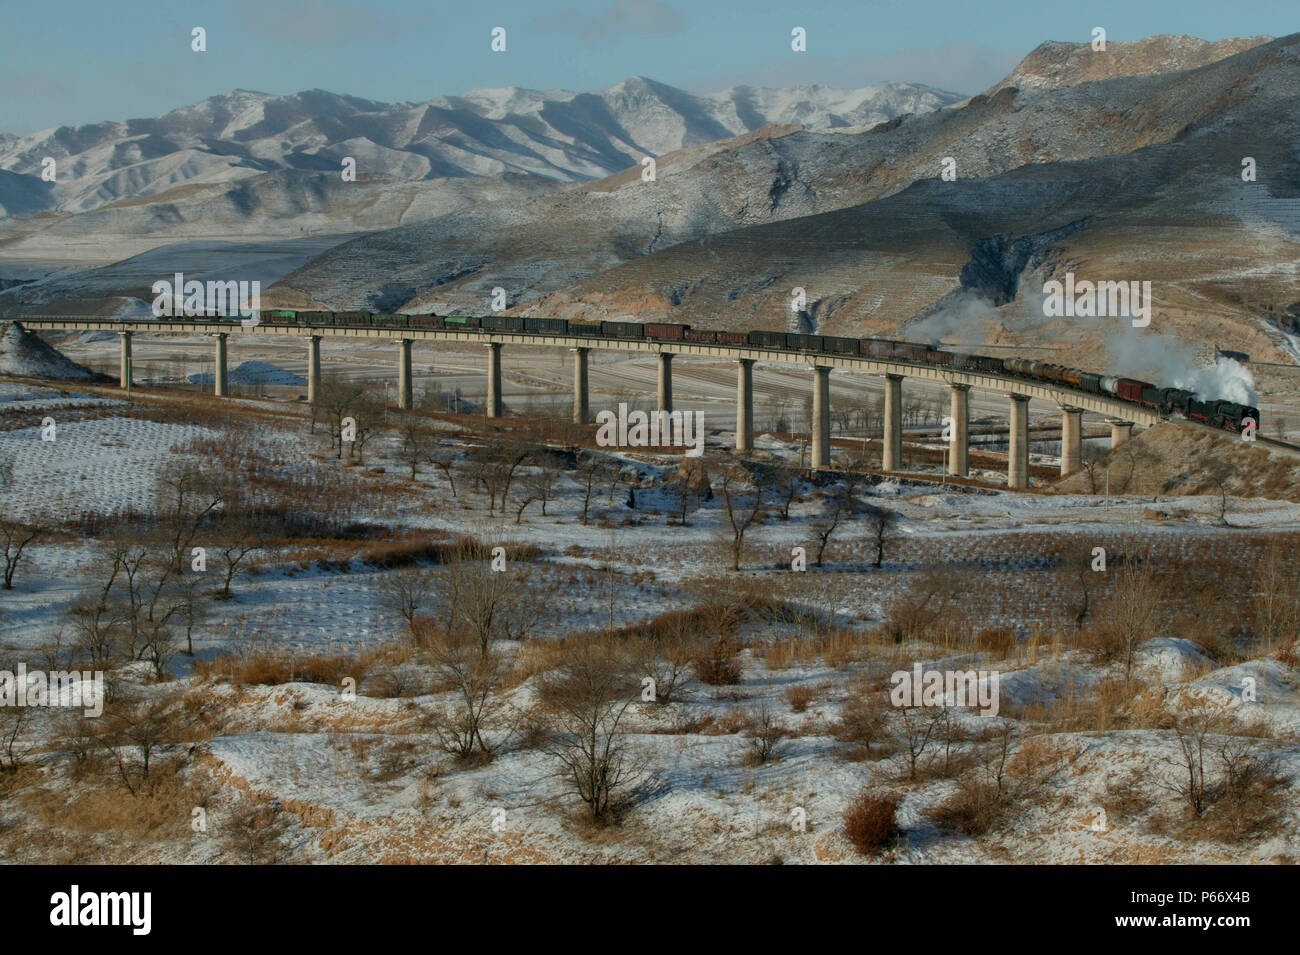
[882,374,903,472]
[1008,394,1031,489]
[656,352,673,414]
[1109,419,1134,449]
[307,335,321,405]
[949,383,970,477]
[397,338,413,411]
[1060,406,1083,476]
[118,330,132,389]
[735,358,754,452]
[811,365,831,470]
[214,333,228,397]
[572,347,589,424]
[486,342,503,418]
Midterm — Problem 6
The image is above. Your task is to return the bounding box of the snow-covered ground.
[1,374,1297,865]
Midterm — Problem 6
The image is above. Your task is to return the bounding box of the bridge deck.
[11,317,1163,426]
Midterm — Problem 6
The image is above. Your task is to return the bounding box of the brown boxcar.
[1115,378,1152,402]
[644,323,688,340]
[926,348,954,366]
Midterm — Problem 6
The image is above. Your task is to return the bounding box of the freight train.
[245,311,1259,433]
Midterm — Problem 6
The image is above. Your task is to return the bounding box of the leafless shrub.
[743,701,785,764]
[377,565,438,640]
[423,628,504,761]
[834,691,889,760]
[535,642,642,822]
[693,637,743,686]
[1158,712,1287,839]
[224,791,292,863]
[842,788,901,855]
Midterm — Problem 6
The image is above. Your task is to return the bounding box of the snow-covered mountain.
[0,77,961,217]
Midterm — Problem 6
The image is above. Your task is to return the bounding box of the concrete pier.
[486,342,503,418]
[735,358,754,452]
[307,335,321,404]
[1060,406,1083,476]
[397,339,413,411]
[811,365,831,469]
[883,374,903,472]
[949,383,970,477]
[572,347,590,424]
[119,331,132,389]
[214,333,228,397]
[657,352,673,414]
[1109,419,1134,449]
[1008,394,1031,489]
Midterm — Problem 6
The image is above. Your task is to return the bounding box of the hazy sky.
[1,0,1293,133]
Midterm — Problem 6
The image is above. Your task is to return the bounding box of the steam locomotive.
[249,311,1259,433]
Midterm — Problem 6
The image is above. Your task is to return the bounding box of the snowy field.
[1,372,1298,865]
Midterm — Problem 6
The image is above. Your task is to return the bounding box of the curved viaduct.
[13,317,1162,488]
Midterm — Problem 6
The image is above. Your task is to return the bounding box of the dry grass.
[842,788,901,855]
[194,651,366,688]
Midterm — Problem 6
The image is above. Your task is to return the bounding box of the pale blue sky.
[1,0,1294,133]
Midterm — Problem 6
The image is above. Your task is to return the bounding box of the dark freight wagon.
[601,321,644,339]
[525,317,568,334]
[748,330,787,349]
[824,336,859,355]
[644,323,689,340]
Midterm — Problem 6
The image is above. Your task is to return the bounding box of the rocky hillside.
[0,321,101,380]
[984,34,1272,94]
[258,33,1300,382]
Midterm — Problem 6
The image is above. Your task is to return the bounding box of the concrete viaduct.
[13,318,1161,488]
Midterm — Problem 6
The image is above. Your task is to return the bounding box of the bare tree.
[0,707,27,772]
[378,565,437,640]
[1254,541,1299,649]
[577,454,614,526]
[215,521,260,601]
[346,391,387,465]
[425,628,503,760]
[528,452,562,517]
[744,700,785,765]
[716,463,767,572]
[437,542,530,653]
[66,592,127,668]
[429,446,459,497]
[1,505,42,590]
[770,465,801,521]
[536,642,642,821]
[1096,558,1165,678]
[101,698,180,794]
[1204,461,1235,526]
[1079,443,1107,495]
[864,504,896,569]
[224,791,291,863]
[315,374,366,457]
[810,473,865,567]
[397,413,433,480]
[635,620,696,704]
